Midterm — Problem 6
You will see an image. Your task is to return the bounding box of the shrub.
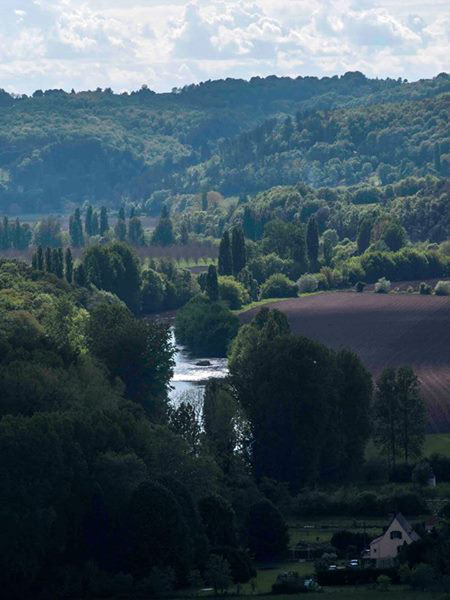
[411,461,434,486]
[419,282,432,295]
[377,574,391,591]
[260,273,298,299]
[434,280,450,296]
[218,276,249,309]
[175,295,239,356]
[297,273,319,293]
[410,564,435,590]
[374,277,391,293]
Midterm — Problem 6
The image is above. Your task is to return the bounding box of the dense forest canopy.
[0,72,448,213]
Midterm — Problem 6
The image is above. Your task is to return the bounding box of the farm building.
[367,513,420,567]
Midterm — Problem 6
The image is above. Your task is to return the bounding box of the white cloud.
[0,0,448,94]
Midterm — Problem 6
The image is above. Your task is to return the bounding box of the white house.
[368,513,420,567]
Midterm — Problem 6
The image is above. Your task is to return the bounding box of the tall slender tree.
[100,206,109,236]
[52,248,64,278]
[128,217,145,246]
[45,247,53,273]
[36,245,44,270]
[306,216,319,268]
[114,217,127,242]
[70,209,84,247]
[231,226,246,275]
[374,367,426,466]
[218,231,233,276]
[151,205,175,246]
[397,367,426,465]
[65,248,73,283]
[92,211,100,236]
[1,216,10,249]
[85,205,94,237]
[206,265,219,302]
[357,218,372,255]
[73,263,87,286]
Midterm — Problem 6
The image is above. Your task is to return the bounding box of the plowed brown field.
[241,292,450,432]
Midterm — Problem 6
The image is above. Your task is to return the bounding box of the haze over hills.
[0,71,448,214]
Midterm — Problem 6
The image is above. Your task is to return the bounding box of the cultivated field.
[241,292,450,433]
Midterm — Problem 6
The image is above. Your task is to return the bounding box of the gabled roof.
[369,512,421,547]
[394,513,420,541]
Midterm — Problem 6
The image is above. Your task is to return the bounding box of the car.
[349,559,360,568]
[328,565,337,571]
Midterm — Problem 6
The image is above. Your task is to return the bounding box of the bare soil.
[241,292,450,433]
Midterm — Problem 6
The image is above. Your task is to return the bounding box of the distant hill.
[0,72,448,213]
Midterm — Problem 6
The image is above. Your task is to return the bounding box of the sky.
[0,0,449,94]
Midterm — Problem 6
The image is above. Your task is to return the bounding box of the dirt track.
[241,292,450,433]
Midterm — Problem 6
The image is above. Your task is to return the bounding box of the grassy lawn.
[289,518,383,547]
[234,297,295,315]
[268,589,440,599]
[423,433,450,457]
[366,433,450,460]
[235,292,323,315]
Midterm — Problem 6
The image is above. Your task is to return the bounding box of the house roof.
[369,512,421,547]
[394,512,420,541]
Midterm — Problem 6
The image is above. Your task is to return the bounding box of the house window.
[390,530,402,540]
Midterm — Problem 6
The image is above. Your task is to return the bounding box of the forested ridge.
[0,72,448,213]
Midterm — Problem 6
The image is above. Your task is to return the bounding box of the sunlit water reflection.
[169,329,228,402]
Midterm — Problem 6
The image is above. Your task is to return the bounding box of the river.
[169,329,228,402]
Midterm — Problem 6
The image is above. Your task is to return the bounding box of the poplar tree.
[151,205,175,246]
[374,367,425,466]
[231,226,246,275]
[128,217,145,246]
[100,207,109,236]
[357,218,372,255]
[85,205,94,236]
[74,263,87,286]
[52,248,64,278]
[70,209,84,247]
[92,211,100,236]
[115,217,127,242]
[65,248,73,283]
[45,247,53,273]
[206,265,219,302]
[1,216,10,249]
[306,216,319,268]
[218,231,232,276]
[37,246,44,270]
